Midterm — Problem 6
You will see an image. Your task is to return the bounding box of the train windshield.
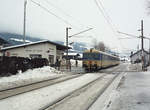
[83,53,101,60]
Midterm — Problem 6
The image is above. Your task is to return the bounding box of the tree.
[97,42,105,52]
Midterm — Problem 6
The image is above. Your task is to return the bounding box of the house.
[0,40,69,65]
[130,49,150,66]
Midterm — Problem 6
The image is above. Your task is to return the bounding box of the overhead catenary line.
[94,0,116,33]
[30,0,79,29]
[44,0,87,29]
[97,0,118,31]
[93,0,125,50]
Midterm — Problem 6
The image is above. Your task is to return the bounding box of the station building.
[130,49,150,66]
[0,40,69,64]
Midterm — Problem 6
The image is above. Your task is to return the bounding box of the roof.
[130,49,149,57]
[1,40,71,51]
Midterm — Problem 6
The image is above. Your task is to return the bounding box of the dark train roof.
[130,49,149,57]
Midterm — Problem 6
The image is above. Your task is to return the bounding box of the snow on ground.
[0,66,65,91]
[89,72,126,110]
[0,73,102,110]
[104,65,150,110]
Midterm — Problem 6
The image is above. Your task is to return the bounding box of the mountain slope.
[0,33,87,52]
[0,33,42,46]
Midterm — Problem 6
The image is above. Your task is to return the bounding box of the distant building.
[0,40,69,65]
[130,49,149,66]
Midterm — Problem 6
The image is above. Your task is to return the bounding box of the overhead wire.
[30,0,80,29]
[44,0,88,30]
[93,0,126,52]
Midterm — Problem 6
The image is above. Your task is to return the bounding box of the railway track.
[41,64,126,110]
[0,74,84,100]
[41,73,107,110]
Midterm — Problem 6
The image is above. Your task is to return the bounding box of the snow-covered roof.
[1,40,71,51]
[130,49,149,57]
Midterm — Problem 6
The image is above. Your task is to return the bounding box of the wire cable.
[94,0,126,51]
[30,0,79,29]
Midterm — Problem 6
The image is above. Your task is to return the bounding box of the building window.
[30,54,42,59]
[49,55,54,64]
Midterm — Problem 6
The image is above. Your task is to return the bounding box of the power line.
[44,0,86,28]
[94,0,116,33]
[30,0,78,29]
[93,0,125,50]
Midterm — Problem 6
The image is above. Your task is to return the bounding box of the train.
[82,48,120,71]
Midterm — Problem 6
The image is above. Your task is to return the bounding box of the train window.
[83,53,100,60]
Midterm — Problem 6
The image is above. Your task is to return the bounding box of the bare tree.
[97,42,105,52]
[92,39,108,52]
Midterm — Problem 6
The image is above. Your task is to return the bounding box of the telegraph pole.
[65,27,93,70]
[23,0,27,44]
[66,27,71,69]
[141,20,144,70]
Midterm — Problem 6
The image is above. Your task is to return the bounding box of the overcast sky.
[0,0,150,55]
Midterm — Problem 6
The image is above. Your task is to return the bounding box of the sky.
[0,0,150,55]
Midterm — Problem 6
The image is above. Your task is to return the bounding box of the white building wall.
[2,43,58,64]
[46,43,57,63]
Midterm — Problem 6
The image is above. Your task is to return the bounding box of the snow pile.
[0,66,65,91]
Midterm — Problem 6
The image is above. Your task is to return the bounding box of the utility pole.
[23,0,27,44]
[65,27,93,70]
[66,27,71,69]
[141,20,144,71]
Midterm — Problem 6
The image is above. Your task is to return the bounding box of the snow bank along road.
[0,64,127,110]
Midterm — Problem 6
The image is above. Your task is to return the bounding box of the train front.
[82,49,101,71]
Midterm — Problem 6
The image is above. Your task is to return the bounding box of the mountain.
[0,33,42,46]
[54,41,87,53]
[0,37,9,45]
[0,33,87,52]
